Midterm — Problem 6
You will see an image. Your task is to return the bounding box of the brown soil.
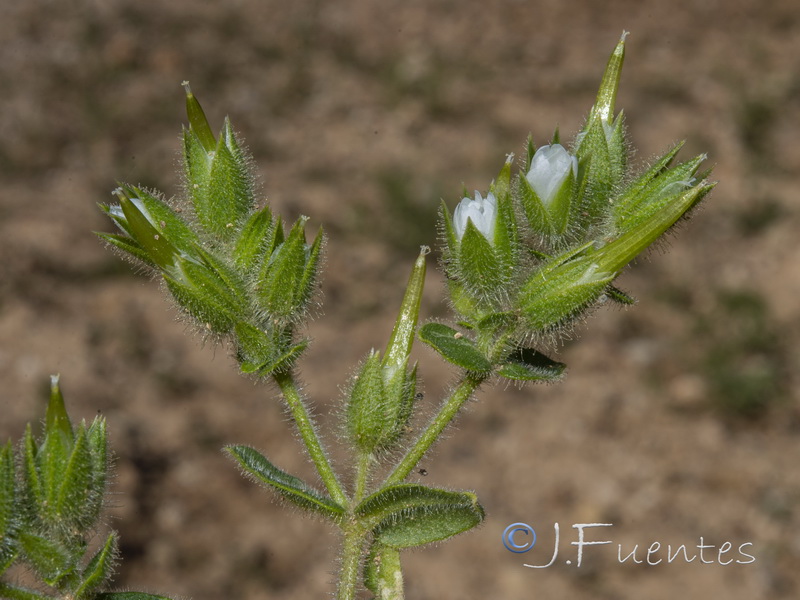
[1,1,799,598]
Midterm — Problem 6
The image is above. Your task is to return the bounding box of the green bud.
[346,350,388,453]
[383,248,427,378]
[517,243,615,331]
[45,375,73,452]
[442,157,519,313]
[233,206,278,273]
[182,89,255,242]
[256,217,322,323]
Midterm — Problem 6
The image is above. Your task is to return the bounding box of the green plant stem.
[354,451,371,504]
[337,523,366,600]
[272,369,347,506]
[385,372,488,486]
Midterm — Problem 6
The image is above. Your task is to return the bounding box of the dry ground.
[1,1,799,598]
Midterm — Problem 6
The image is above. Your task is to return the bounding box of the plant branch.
[272,369,348,506]
[385,372,488,486]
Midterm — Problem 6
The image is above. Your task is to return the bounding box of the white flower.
[525,144,578,206]
[453,191,497,243]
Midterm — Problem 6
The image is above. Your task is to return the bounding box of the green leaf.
[119,185,198,255]
[418,323,492,373]
[498,348,566,382]
[74,532,118,599]
[22,425,42,508]
[356,484,484,549]
[587,31,627,128]
[225,445,345,520]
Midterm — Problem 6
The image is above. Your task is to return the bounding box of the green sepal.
[364,543,403,599]
[383,249,427,377]
[457,220,503,297]
[0,441,18,573]
[117,185,198,255]
[118,195,179,271]
[73,532,118,599]
[295,227,324,315]
[233,206,276,273]
[498,348,566,382]
[587,32,626,129]
[45,375,73,452]
[224,445,345,521]
[183,82,216,152]
[16,530,77,587]
[257,217,316,321]
[594,181,716,275]
[475,311,517,334]
[518,250,615,332]
[53,425,95,532]
[0,583,53,600]
[202,119,255,241]
[518,174,555,237]
[164,253,245,334]
[489,161,519,279]
[22,425,42,508]
[356,484,485,549]
[606,285,635,305]
[613,153,707,234]
[233,322,308,376]
[96,594,176,600]
[418,323,492,373]
[346,351,388,453]
[95,233,154,267]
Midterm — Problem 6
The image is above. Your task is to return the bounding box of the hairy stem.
[354,451,371,504]
[385,372,488,485]
[337,523,366,600]
[272,369,347,506]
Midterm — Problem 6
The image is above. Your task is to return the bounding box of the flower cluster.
[99,85,321,378]
[432,33,714,380]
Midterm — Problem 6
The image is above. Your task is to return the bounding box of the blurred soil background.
[1,0,799,598]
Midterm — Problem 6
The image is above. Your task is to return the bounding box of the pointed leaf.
[95,233,154,267]
[225,445,345,520]
[418,323,492,373]
[257,217,310,320]
[0,583,52,600]
[605,285,635,305]
[183,82,216,151]
[346,351,388,452]
[45,374,73,449]
[588,31,627,126]
[55,425,94,530]
[498,348,566,382]
[356,484,484,549]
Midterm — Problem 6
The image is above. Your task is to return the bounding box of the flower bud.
[520,144,578,237]
[453,191,497,243]
[525,144,578,207]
